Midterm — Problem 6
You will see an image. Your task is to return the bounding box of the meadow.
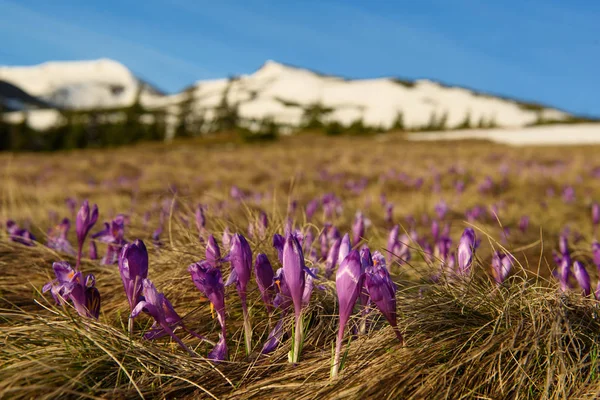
[2,133,600,399]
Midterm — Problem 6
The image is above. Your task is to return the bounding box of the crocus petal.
[208,333,228,361]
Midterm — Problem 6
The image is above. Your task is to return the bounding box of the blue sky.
[1,0,599,115]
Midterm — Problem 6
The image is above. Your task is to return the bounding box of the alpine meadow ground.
[2,134,600,399]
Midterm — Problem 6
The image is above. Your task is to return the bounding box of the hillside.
[0,59,574,132]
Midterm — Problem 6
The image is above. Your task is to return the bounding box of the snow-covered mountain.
[0,59,163,110]
[161,60,570,131]
[0,58,576,131]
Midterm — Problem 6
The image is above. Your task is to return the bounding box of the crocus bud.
[325,238,342,278]
[118,239,149,311]
[573,261,591,296]
[435,200,448,220]
[332,250,363,377]
[593,241,600,271]
[222,227,232,249]
[75,201,99,268]
[273,233,285,263]
[387,225,399,263]
[206,235,221,268]
[258,211,268,239]
[283,234,306,316]
[89,241,98,260]
[254,253,275,312]
[352,212,365,247]
[365,253,403,343]
[594,203,600,226]
[283,232,308,363]
[385,203,393,224]
[491,251,512,284]
[337,233,351,267]
[76,201,99,245]
[457,228,476,275]
[195,204,206,232]
[431,220,440,241]
[519,215,530,233]
[227,234,252,295]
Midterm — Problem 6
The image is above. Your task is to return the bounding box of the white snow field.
[1,59,573,133]
[406,123,600,146]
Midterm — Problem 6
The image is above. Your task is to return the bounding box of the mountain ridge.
[0,58,591,131]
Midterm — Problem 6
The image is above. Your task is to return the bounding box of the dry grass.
[2,134,600,399]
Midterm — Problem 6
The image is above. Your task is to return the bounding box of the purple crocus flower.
[331,250,363,378]
[254,253,275,313]
[562,186,575,204]
[385,203,394,224]
[593,203,600,232]
[352,212,365,247]
[519,216,530,233]
[195,204,206,238]
[75,201,99,268]
[431,220,440,242]
[131,279,204,356]
[365,252,403,343]
[119,239,149,333]
[225,233,253,353]
[457,228,476,275]
[573,261,591,296]
[206,235,222,268]
[283,233,307,363]
[46,218,75,255]
[325,238,342,279]
[491,251,512,284]
[435,200,448,220]
[592,241,600,270]
[43,261,100,319]
[189,261,227,361]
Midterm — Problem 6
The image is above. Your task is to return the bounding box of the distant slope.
[0,80,52,111]
[0,59,164,110]
[0,58,578,131]
[157,60,571,131]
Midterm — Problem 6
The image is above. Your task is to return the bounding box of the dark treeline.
[0,100,167,152]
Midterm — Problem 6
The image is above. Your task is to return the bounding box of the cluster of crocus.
[331,247,403,378]
[92,214,126,265]
[42,201,101,317]
[5,220,36,246]
[552,234,598,298]
[43,261,101,319]
[46,218,75,255]
[491,251,513,284]
[131,279,207,356]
